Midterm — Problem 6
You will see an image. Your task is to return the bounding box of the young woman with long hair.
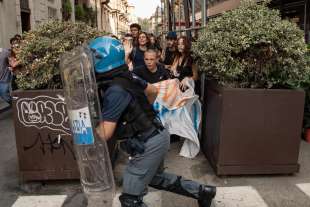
[170,36,198,91]
[124,31,150,68]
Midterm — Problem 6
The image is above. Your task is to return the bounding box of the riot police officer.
[91,37,216,207]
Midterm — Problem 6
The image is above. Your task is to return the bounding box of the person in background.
[0,40,14,104]
[149,34,156,45]
[148,33,163,61]
[161,31,177,70]
[170,36,198,92]
[122,33,134,70]
[125,32,150,68]
[133,49,171,84]
[122,33,133,44]
[8,37,21,91]
[14,34,22,42]
[129,23,141,47]
[149,34,161,50]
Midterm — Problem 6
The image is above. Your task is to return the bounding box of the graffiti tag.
[16,95,71,135]
[23,132,76,160]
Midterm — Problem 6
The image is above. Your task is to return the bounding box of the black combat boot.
[198,185,216,207]
[149,175,216,207]
[119,194,148,207]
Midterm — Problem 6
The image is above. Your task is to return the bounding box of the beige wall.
[95,0,102,31]
[109,12,117,34]
[70,0,75,22]
[87,0,103,31]
[0,0,22,48]
[101,4,112,33]
[29,0,62,29]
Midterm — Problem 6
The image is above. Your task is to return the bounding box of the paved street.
[0,99,10,113]
[1,109,310,207]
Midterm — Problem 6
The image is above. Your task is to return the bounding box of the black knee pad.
[150,176,196,198]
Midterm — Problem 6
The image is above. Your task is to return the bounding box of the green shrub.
[75,5,85,21]
[62,0,72,21]
[16,20,105,89]
[193,0,309,89]
[84,6,97,27]
[75,4,96,26]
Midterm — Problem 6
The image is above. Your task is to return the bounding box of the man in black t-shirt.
[133,49,171,84]
[129,23,141,47]
[161,31,177,69]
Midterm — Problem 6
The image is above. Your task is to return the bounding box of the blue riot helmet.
[89,36,125,74]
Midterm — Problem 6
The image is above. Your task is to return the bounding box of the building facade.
[29,0,62,29]
[127,5,137,24]
[150,6,163,35]
[0,0,22,48]
[0,0,62,48]
[0,0,134,48]
[100,0,131,36]
[160,0,309,43]
[68,0,133,36]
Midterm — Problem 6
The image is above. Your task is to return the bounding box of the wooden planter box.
[12,90,117,181]
[303,90,310,129]
[201,82,305,175]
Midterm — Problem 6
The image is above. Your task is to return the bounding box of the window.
[20,0,30,10]
[48,7,58,19]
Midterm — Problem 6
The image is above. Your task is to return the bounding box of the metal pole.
[161,0,166,32]
[169,25,205,33]
[163,0,166,32]
[161,3,165,35]
[71,0,75,22]
[183,0,191,38]
[206,0,208,23]
[192,0,195,28]
[171,0,176,30]
[165,0,172,31]
[155,7,159,36]
[202,0,206,27]
[178,0,182,32]
[95,0,98,28]
[305,0,310,43]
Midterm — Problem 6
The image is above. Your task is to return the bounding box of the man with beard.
[161,31,177,69]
